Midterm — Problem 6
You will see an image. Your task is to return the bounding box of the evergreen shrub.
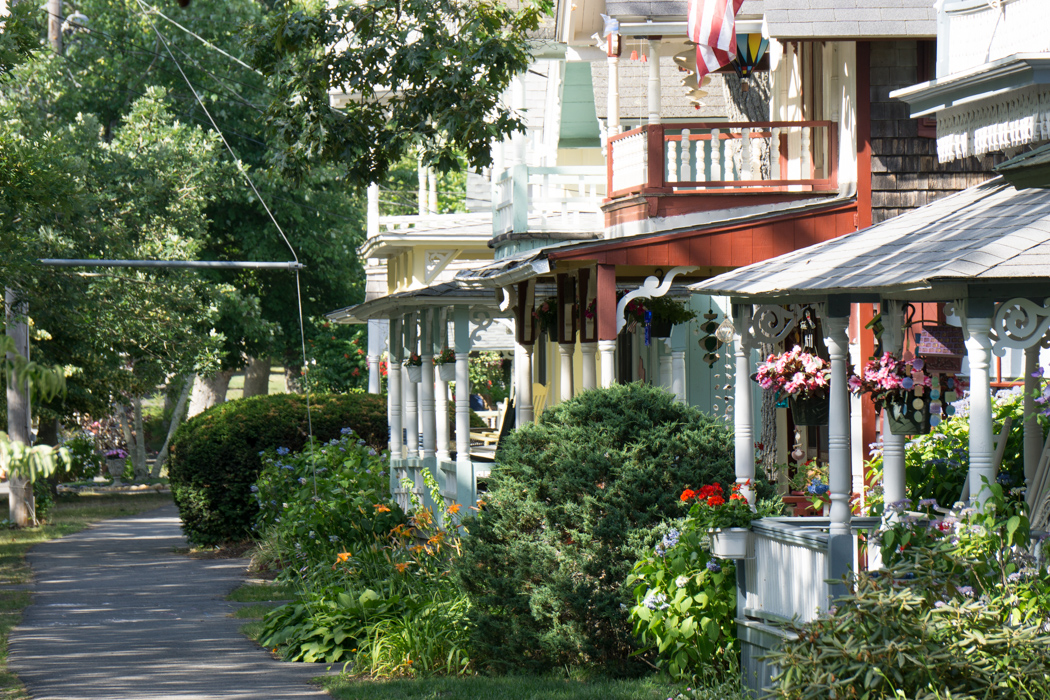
[169,392,387,546]
[456,382,737,675]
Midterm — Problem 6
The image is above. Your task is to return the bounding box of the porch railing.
[607,121,838,199]
[493,165,605,238]
[742,516,881,624]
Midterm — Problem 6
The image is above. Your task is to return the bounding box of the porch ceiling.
[326,281,507,323]
[689,177,1050,303]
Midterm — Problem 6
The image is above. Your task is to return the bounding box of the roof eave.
[891,54,1050,118]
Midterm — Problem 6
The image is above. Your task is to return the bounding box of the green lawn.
[0,492,174,700]
[227,366,288,401]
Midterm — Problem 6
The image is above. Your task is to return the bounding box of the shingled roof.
[689,177,1050,302]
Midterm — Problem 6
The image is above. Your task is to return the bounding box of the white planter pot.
[437,363,456,383]
[709,527,752,560]
[406,365,422,383]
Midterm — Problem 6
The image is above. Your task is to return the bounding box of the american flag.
[687,0,745,81]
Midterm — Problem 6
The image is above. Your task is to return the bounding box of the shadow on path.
[8,504,330,699]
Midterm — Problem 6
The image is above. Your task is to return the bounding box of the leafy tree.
[248,0,552,183]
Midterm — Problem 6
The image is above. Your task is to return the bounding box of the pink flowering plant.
[753,345,831,398]
[849,352,931,411]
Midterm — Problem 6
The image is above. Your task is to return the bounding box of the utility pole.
[2,0,61,526]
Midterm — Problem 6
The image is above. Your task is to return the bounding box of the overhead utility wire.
[133,0,317,486]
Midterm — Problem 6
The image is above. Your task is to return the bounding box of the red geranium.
[680,489,696,502]
[706,495,726,507]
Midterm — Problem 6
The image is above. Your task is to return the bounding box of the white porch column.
[732,304,755,504]
[420,310,436,462]
[581,343,597,391]
[659,339,673,392]
[388,318,403,460]
[824,304,853,595]
[647,39,662,125]
[404,313,419,460]
[436,310,450,463]
[965,305,995,506]
[880,301,907,510]
[599,340,616,388]
[367,318,383,394]
[454,306,473,506]
[607,44,620,136]
[824,311,852,537]
[671,340,687,404]
[518,344,535,423]
[559,343,575,402]
[1024,345,1043,485]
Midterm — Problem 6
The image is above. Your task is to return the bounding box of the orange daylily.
[336,552,352,562]
[395,562,409,573]
[374,504,392,513]
[447,503,462,515]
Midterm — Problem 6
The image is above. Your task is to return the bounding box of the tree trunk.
[132,397,148,481]
[285,365,303,394]
[152,375,192,478]
[5,289,34,527]
[116,403,132,481]
[187,370,234,419]
[242,356,272,398]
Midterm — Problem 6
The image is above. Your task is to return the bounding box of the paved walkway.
[8,504,331,699]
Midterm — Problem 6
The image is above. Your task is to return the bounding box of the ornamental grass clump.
[455,383,738,676]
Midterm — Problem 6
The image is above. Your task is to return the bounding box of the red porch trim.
[550,200,859,269]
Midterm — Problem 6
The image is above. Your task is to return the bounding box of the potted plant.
[533,298,558,335]
[682,481,755,559]
[784,461,830,516]
[849,352,932,435]
[644,296,697,338]
[433,347,456,382]
[104,448,128,480]
[403,352,423,383]
[753,345,831,426]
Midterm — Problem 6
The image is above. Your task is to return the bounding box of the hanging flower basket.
[886,391,930,435]
[437,362,456,383]
[649,317,674,338]
[789,394,829,426]
[406,365,423,383]
[708,527,752,559]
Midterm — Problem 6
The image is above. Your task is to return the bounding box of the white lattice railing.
[743,517,881,624]
[745,519,831,624]
[610,130,648,194]
[492,165,605,238]
[608,121,837,198]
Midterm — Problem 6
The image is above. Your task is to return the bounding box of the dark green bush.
[169,392,387,547]
[455,382,737,675]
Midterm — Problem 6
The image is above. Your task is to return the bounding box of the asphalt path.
[8,503,331,699]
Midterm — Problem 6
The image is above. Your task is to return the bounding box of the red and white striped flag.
[687,0,745,81]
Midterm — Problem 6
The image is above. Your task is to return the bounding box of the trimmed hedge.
[169,392,387,547]
[456,382,739,676]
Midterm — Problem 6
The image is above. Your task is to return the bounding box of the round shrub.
[169,392,387,547]
[455,382,737,675]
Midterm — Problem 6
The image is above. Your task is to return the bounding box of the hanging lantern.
[732,33,769,88]
[630,49,639,61]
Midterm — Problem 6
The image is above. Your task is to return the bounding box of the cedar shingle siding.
[870,41,998,225]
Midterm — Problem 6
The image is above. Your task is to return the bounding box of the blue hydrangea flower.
[298,477,307,485]
[706,559,722,573]
[249,485,259,493]
[276,447,290,456]
[340,427,354,436]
